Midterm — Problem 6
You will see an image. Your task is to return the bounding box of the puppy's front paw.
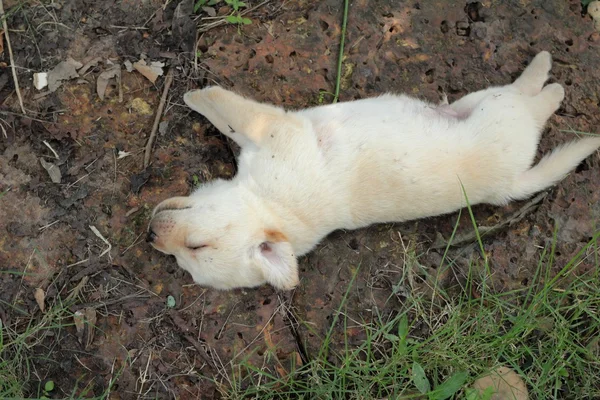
[183,89,208,112]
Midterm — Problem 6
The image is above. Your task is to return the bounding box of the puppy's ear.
[253,230,299,290]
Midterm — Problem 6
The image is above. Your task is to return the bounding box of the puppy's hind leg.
[512,51,552,96]
[510,136,600,200]
[526,83,565,128]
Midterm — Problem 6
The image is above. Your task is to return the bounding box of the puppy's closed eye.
[187,244,208,251]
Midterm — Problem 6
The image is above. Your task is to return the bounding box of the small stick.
[144,68,174,168]
[0,0,26,114]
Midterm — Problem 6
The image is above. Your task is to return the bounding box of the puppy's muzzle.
[146,230,158,243]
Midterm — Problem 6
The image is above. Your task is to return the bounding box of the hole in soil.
[440,20,450,33]
[289,51,297,58]
[521,278,529,286]
[263,297,272,305]
[565,38,574,46]
[349,238,359,250]
[556,251,562,256]
[265,54,274,64]
[565,79,572,86]
[565,48,570,52]
[465,1,484,22]
[414,2,421,10]
[218,46,225,51]
[319,19,329,31]
[575,160,589,173]
[248,49,256,59]
[510,257,517,263]
[425,68,435,83]
[529,41,536,46]
[237,332,243,340]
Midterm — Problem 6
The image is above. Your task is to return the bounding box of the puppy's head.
[147,182,299,290]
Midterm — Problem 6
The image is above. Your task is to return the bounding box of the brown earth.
[0,0,599,398]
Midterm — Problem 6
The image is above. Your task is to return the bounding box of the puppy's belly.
[342,147,491,228]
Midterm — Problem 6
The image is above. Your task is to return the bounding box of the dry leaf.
[124,59,134,72]
[34,288,45,313]
[202,6,217,17]
[133,59,164,83]
[47,57,82,92]
[97,65,121,101]
[74,310,85,343]
[78,56,102,76]
[73,307,97,349]
[0,29,4,55]
[40,158,62,183]
[84,307,97,348]
[472,366,529,400]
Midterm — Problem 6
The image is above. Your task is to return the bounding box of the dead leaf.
[74,310,85,342]
[124,59,134,72]
[203,6,217,17]
[84,307,97,348]
[97,65,121,101]
[158,120,169,135]
[40,158,62,183]
[0,29,4,55]
[78,56,102,76]
[73,307,97,349]
[472,366,529,400]
[34,288,45,313]
[47,57,82,92]
[133,59,164,83]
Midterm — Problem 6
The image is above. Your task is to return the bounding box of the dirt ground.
[1,0,599,398]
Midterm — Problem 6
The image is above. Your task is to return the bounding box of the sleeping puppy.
[147,51,600,290]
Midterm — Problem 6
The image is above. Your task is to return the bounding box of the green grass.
[224,193,600,399]
[225,239,600,399]
[332,0,349,104]
[0,295,73,398]
[0,290,120,399]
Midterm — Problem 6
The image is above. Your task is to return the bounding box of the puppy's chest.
[313,121,341,153]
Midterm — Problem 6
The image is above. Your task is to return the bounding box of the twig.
[144,68,174,168]
[431,191,548,250]
[90,225,112,258]
[0,0,26,114]
[42,140,59,159]
[332,0,350,104]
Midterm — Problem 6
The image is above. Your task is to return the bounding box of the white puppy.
[147,51,600,290]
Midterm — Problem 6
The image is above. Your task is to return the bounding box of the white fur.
[147,51,600,290]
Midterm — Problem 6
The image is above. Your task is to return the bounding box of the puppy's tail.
[511,136,600,200]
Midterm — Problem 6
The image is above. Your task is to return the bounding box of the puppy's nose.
[146,230,158,243]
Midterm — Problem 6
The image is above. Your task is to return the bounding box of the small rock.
[33,72,48,90]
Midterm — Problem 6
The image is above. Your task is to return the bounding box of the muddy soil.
[0,0,599,398]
